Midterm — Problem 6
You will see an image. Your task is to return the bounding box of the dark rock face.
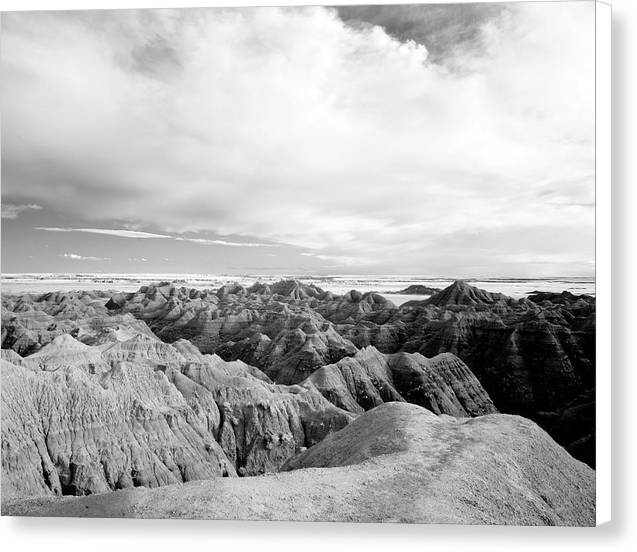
[400,283,595,413]
[536,390,596,468]
[528,290,596,310]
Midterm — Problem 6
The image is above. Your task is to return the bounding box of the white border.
[595,0,611,527]
[0,0,601,12]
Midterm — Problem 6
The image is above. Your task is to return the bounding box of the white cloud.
[35,226,276,247]
[36,227,172,239]
[1,203,42,219]
[2,4,595,275]
[61,253,110,261]
[300,251,371,267]
[174,237,276,247]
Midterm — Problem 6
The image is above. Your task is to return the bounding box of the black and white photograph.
[0,0,611,529]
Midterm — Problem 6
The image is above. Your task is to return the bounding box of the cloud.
[1,4,595,276]
[336,3,506,66]
[1,203,42,219]
[35,226,276,247]
[36,227,173,239]
[300,251,368,266]
[61,253,110,261]
[174,237,276,247]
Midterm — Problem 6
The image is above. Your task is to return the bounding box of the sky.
[0,2,595,277]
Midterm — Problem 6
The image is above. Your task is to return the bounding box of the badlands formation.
[1,280,596,524]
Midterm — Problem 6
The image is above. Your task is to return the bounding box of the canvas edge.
[595,0,611,528]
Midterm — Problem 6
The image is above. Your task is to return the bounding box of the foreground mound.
[3,403,595,526]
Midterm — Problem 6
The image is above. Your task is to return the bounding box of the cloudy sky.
[1,2,595,277]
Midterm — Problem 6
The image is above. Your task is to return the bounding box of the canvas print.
[0,2,597,525]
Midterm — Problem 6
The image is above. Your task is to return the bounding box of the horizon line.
[0,272,597,280]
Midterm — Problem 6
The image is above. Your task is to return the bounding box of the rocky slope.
[388,284,441,295]
[2,290,155,355]
[304,346,497,416]
[1,332,353,498]
[399,282,595,422]
[2,279,596,468]
[3,403,595,526]
[2,357,235,497]
[104,281,362,384]
[421,279,515,307]
[2,321,496,499]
